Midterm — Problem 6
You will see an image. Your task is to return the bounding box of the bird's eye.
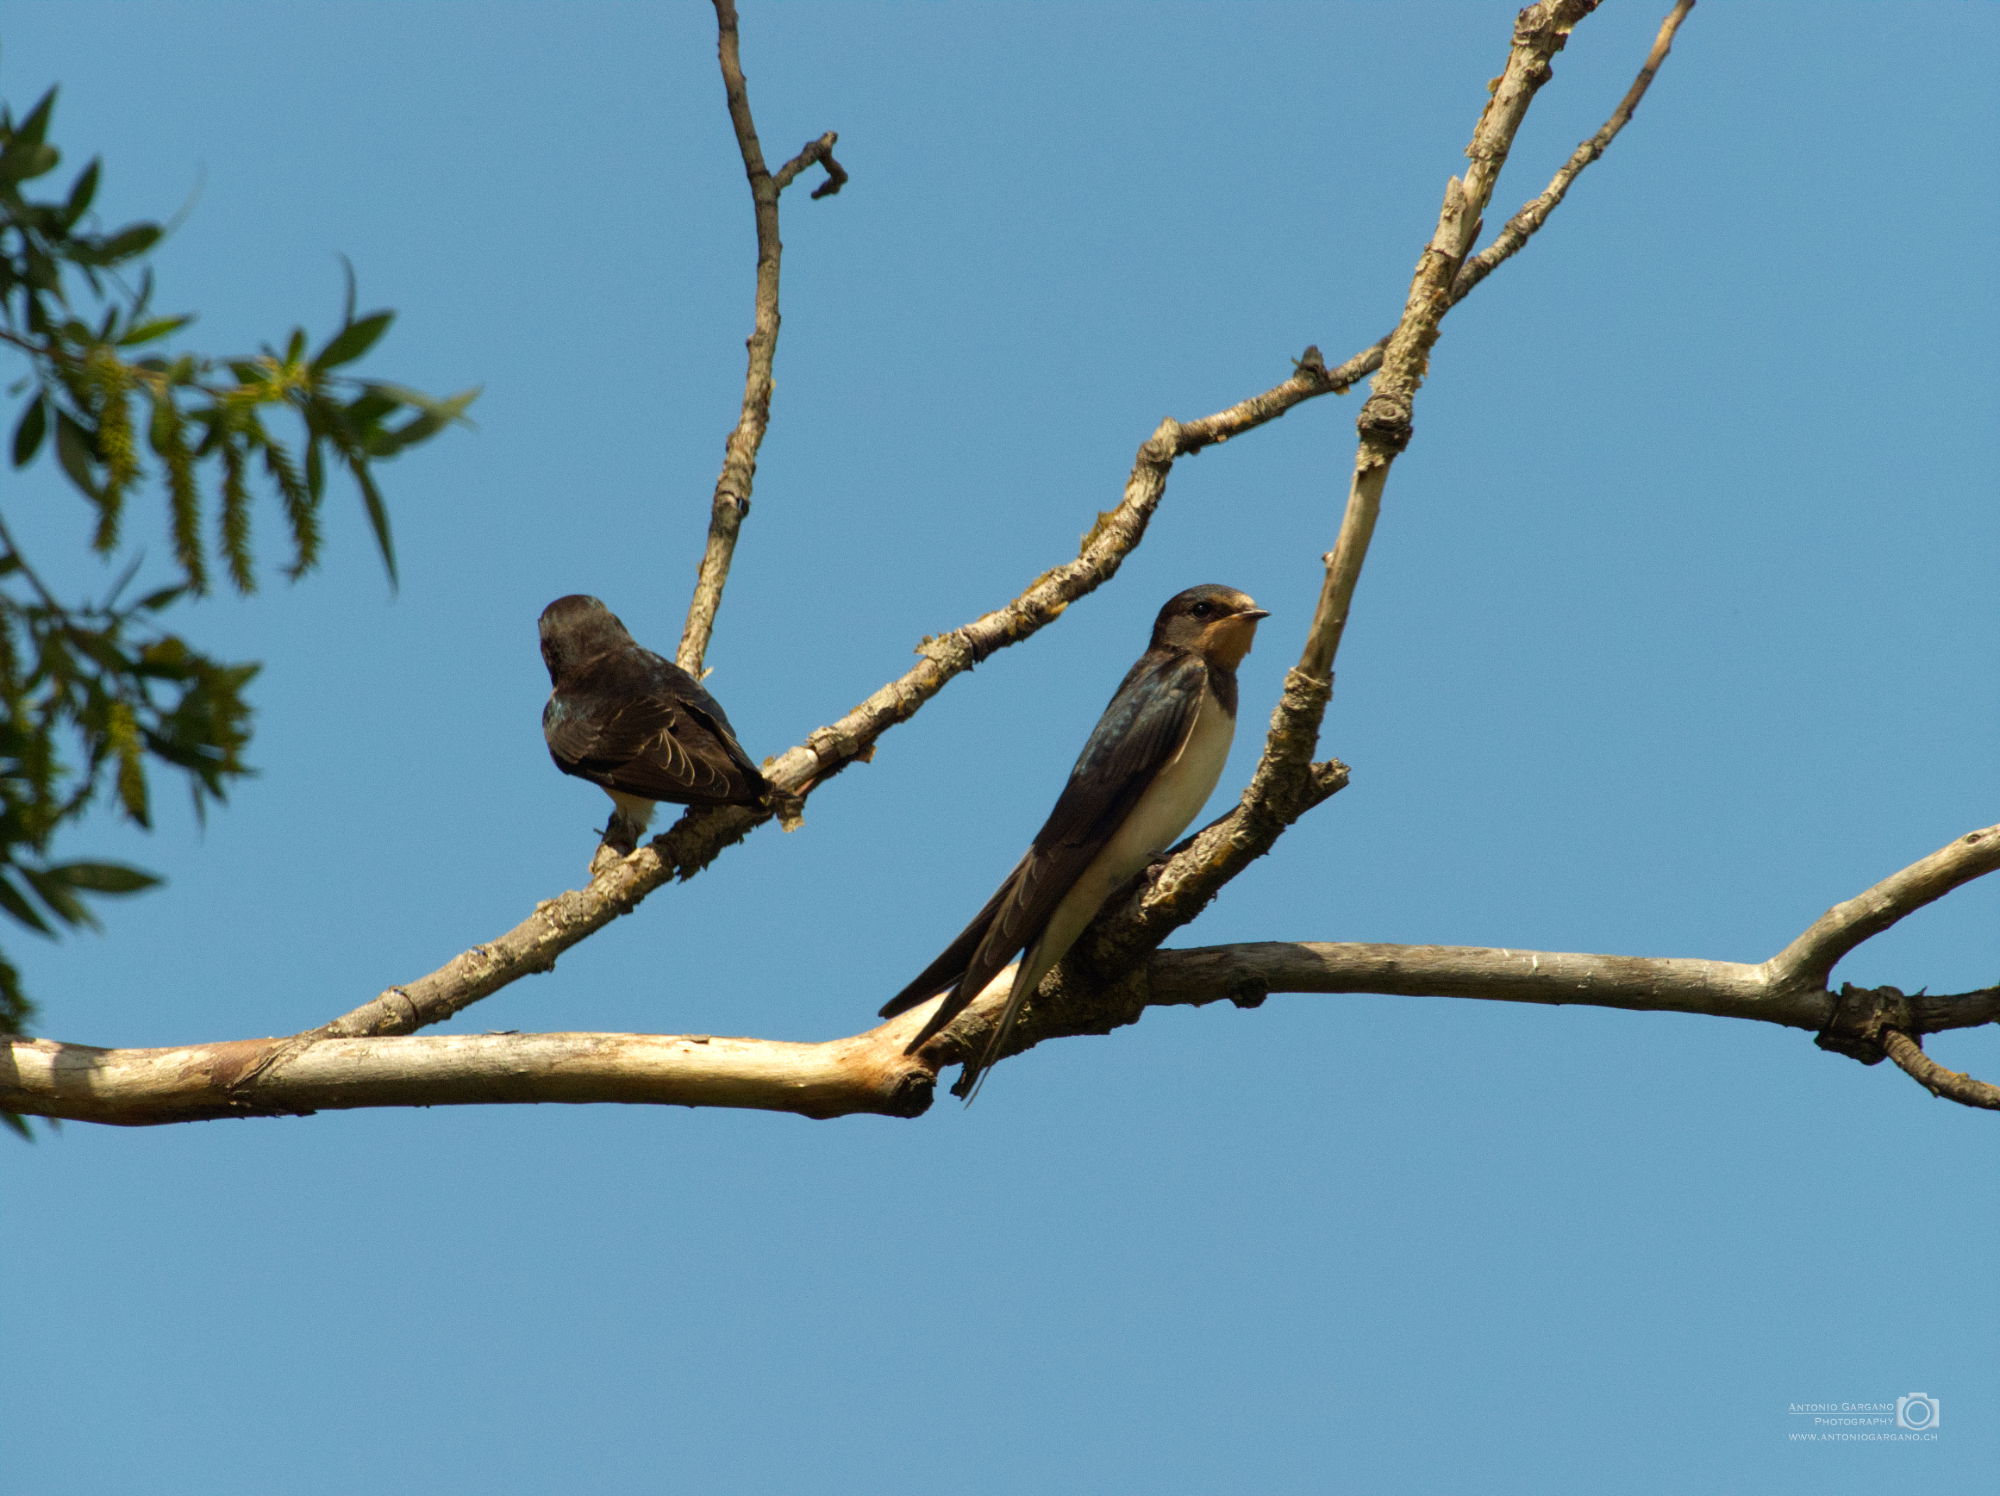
[1190,601,1213,618]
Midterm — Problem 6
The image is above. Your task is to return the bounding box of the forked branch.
[29,3,1978,1137]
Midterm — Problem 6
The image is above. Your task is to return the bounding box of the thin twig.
[1880,1030,2000,1111]
[1296,0,1696,420]
[677,0,843,676]
[1452,0,1694,302]
[774,132,846,198]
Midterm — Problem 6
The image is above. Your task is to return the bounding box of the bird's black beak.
[1243,608,1271,621]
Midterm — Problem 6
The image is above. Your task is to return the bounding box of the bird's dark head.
[1151,584,1269,668]
[538,594,636,681]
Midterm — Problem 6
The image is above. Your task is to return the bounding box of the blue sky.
[3,4,1995,1493]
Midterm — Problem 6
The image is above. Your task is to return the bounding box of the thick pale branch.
[0,1028,932,1127]
[8,827,1993,1126]
[12,855,1996,1125]
[1146,941,1784,1020]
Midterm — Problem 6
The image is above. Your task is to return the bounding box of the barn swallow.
[880,584,1269,1098]
[539,594,769,858]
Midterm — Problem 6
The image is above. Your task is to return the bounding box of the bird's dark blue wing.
[882,647,1209,1045]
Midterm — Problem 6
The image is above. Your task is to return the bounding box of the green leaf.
[17,88,58,148]
[0,141,59,186]
[21,866,95,929]
[0,873,55,937]
[22,245,59,293]
[63,158,100,227]
[52,410,100,498]
[343,388,398,431]
[137,584,188,612]
[48,861,161,895]
[70,628,132,675]
[313,310,393,371]
[117,314,190,348]
[11,397,47,468]
[349,457,397,590]
[89,222,162,265]
[360,385,478,457]
[354,380,437,409]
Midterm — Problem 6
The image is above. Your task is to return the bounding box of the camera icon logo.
[1895,1393,1940,1431]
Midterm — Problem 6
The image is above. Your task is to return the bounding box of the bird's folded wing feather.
[877,868,1022,1021]
[546,665,764,804]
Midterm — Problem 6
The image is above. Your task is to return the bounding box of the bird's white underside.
[1013,682,1236,1000]
[606,789,657,830]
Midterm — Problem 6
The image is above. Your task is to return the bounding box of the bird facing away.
[539,594,769,858]
[880,584,1269,1098]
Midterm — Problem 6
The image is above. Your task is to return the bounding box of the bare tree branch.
[1880,1030,2000,1112]
[678,0,846,677]
[36,1,1913,1136]
[312,0,1696,1052]
[774,131,846,198]
[6,822,1994,1126]
[1304,0,1603,685]
[1314,0,1695,405]
[0,1027,933,1127]
[1451,0,1694,304]
[1767,824,2000,994]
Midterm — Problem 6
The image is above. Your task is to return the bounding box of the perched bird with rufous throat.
[538,594,769,862]
[880,584,1269,1099]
